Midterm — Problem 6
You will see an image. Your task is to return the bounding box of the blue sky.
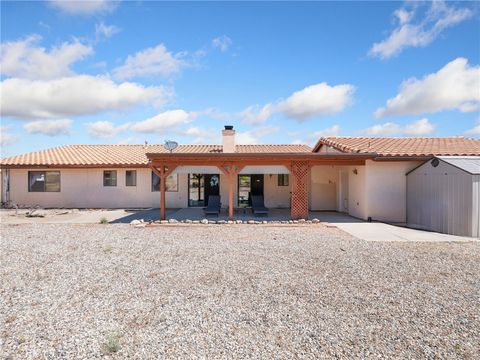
[1,0,479,157]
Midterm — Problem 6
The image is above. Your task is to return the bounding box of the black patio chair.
[203,195,221,216]
[251,195,269,216]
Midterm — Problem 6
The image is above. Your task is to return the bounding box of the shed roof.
[437,156,480,175]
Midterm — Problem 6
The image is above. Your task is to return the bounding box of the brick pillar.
[291,161,310,219]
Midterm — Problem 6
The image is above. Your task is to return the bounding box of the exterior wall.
[345,165,367,220]
[264,174,291,208]
[310,165,338,210]
[407,160,477,237]
[8,168,291,210]
[8,168,188,209]
[218,173,291,209]
[364,160,421,223]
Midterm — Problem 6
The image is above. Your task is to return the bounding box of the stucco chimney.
[222,125,236,153]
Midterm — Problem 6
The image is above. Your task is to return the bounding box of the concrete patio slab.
[313,212,476,242]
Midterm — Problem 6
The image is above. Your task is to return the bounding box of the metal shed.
[407,156,480,237]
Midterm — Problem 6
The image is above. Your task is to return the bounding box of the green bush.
[103,333,121,353]
[99,217,108,224]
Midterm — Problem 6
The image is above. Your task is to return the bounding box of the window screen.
[103,170,117,186]
[151,172,178,192]
[28,171,60,192]
[126,170,137,186]
[278,174,289,186]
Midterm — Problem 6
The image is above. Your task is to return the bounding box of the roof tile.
[1,144,312,167]
[315,137,480,157]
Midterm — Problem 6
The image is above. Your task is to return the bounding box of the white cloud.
[375,58,480,118]
[0,35,93,80]
[465,122,480,136]
[240,82,355,123]
[236,125,279,144]
[48,0,118,15]
[95,22,120,41]
[0,75,168,120]
[278,83,355,120]
[240,104,275,125]
[402,118,435,136]
[370,1,473,59]
[180,126,220,144]
[360,118,435,137]
[131,110,196,133]
[361,122,402,136]
[113,44,186,79]
[304,125,341,144]
[23,119,72,136]
[86,121,130,139]
[212,35,232,52]
[0,126,18,147]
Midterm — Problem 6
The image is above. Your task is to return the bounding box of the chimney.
[222,125,235,153]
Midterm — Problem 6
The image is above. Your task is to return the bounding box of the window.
[278,174,289,186]
[28,171,60,192]
[125,170,137,186]
[151,172,178,192]
[103,170,117,186]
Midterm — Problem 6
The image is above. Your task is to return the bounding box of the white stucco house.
[1,126,479,233]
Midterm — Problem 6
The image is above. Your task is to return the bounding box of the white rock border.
[130,218,322,226]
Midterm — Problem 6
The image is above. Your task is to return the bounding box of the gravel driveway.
[1,224,479,359]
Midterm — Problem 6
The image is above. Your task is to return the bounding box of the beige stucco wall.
[345,165,367,219]
[8,168,188,209]
[310,165,338,210]
[264,174,291,208]
[308,161,420,222]
[8,168,292,209]
[364,160,421,223]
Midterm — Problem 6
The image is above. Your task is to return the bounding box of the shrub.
[99,217,108,224]
[103,333,121,353]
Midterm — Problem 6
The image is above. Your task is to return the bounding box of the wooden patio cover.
[146,152,374,220]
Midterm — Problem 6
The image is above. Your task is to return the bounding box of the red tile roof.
[314,137,480,157]
[1,144,312,167]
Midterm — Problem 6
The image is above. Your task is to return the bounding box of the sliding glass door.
[238,174,264,207]
[188,174,220,207]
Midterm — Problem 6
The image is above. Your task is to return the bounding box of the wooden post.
[160,166,166,221]
[149,163,177,221]
[228,171,234,220]
[218,164,244,221]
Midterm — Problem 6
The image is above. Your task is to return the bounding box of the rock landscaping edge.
[129,218,324,227]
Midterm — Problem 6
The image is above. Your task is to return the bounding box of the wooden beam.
[149,163,162,178]
[164,165,177,178]
[150,159,367,167]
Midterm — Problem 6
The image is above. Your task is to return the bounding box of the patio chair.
[251,195,269,216]
[204,195,221,216]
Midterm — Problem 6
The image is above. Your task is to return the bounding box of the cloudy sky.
[1,0,479,157]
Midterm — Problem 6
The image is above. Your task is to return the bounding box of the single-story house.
[1,126,479,227]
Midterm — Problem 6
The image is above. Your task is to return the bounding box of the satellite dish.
[164,140,178,153]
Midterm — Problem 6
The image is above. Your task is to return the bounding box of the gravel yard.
[1,224,479,359]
